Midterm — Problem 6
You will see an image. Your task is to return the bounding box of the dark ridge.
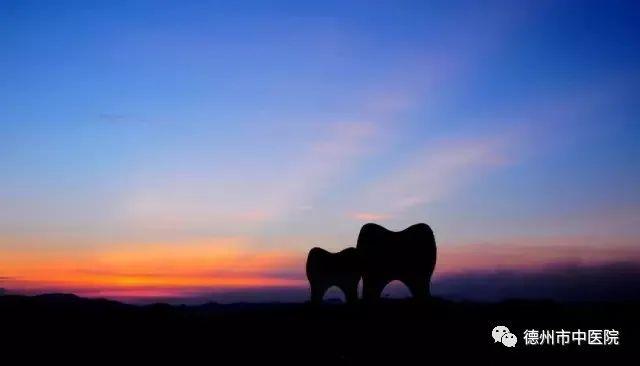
[1,293,637,363]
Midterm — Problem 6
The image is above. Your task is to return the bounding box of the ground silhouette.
[0,294,636,363]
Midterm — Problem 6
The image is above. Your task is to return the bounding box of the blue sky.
[1,0,639,300]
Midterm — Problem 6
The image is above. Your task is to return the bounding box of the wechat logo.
[492,325,518,347]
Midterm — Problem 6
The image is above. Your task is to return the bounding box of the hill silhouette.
[1,293,637,363]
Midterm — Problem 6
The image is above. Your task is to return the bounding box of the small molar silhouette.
[357,223,437,302]
[306,247,361,304]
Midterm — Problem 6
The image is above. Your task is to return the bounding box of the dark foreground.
[0,294,637,364]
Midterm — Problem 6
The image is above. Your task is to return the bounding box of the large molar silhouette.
[356,223,437,301]
[306,247,361,304]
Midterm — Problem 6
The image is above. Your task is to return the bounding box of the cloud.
[115,7,528,235]
[260,120,380,219]
[120,115,394,235]
[433,261,640,302]
[118,13,511,234]
[436,235,640,275]
[354,136,511,218]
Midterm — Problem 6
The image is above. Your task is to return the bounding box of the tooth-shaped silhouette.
[305,247,361,304]
[357,223,437,301]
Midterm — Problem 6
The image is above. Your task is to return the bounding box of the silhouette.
[305,222,437,303]
[1,293,636,363]
[357,223,437,301]
[306,247,361,304]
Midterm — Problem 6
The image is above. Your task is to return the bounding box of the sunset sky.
[2,1,640,302]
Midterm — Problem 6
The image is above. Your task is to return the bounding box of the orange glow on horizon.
[1,235,639,301]
[0,237,307,299]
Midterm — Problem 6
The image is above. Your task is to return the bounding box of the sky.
[1,0,640,303]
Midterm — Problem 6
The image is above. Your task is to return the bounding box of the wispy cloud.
[116,6,518,233]
[120,119,382,232]
[262,120,380,218]
[352,136,511,220]
[104,3,530,238]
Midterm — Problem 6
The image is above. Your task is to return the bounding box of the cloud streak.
[352,136,511,219]
[436,235,640,276]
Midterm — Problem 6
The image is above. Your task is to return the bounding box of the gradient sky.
[1,0,640,302]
